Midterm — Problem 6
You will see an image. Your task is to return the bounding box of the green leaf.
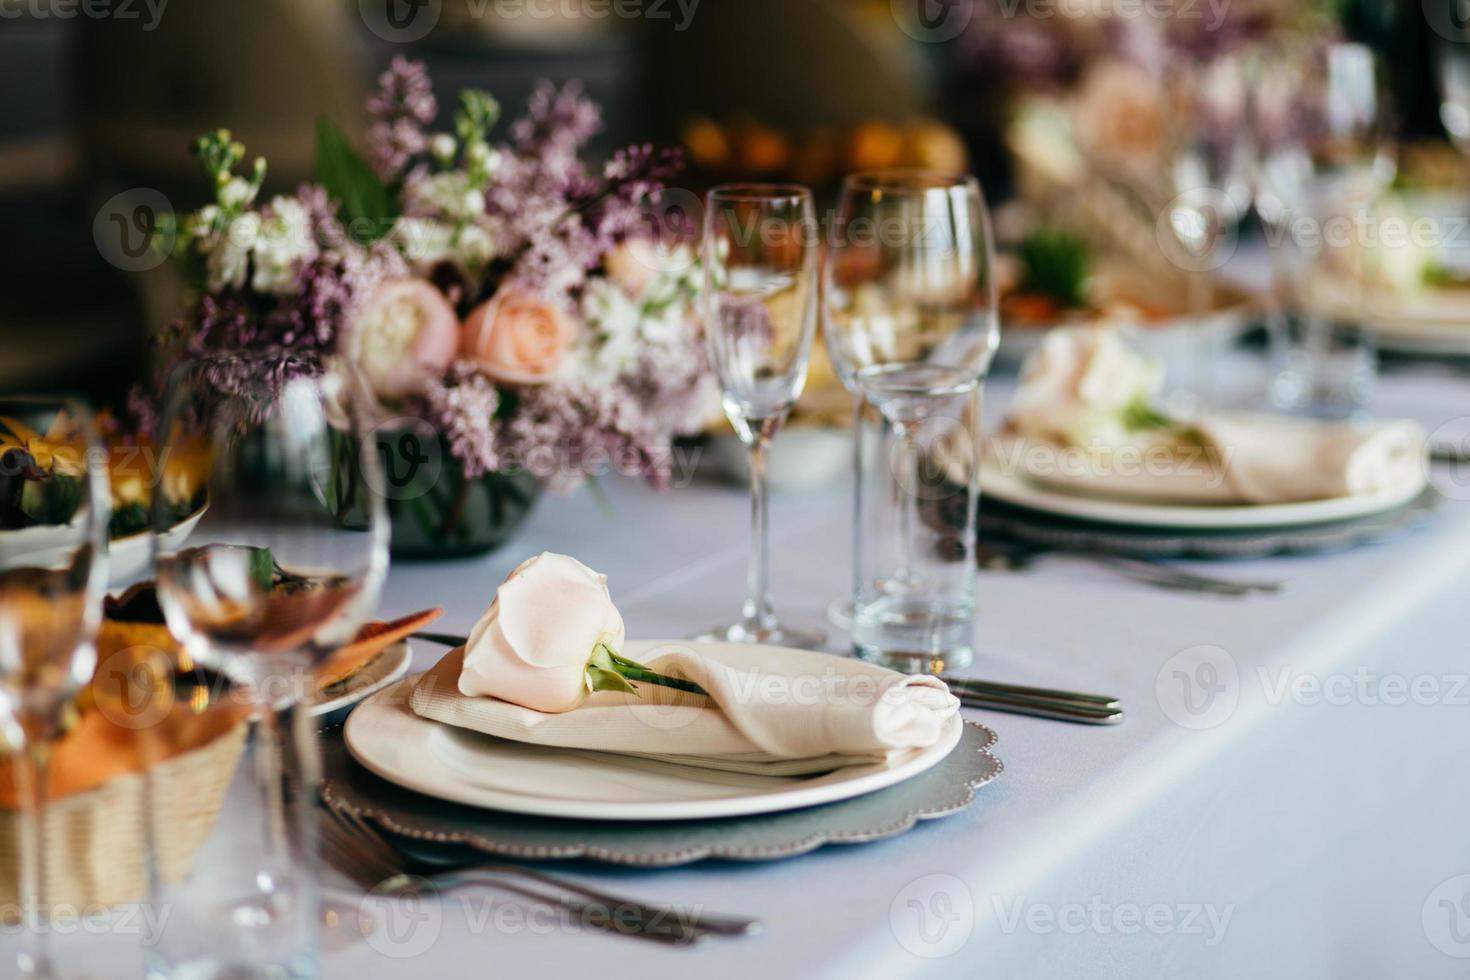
[20,473,82,526]
[1121,396,1174,433]
[586,665,639,695]
[586,645,639,695]
[1018,228,1091,309]
[315,118,397,242]
[248,547,275,593]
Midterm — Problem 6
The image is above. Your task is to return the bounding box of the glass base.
[852,643,972,674]
[849,593,974,674]
[826,598,854,631]
[691,622,827,650]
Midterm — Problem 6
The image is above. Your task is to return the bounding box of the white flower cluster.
[573,242,700,388]
[198,195,318,296]
[392,162,507,280]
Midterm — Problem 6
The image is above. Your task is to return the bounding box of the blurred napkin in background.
[410,644,959,777]
[999,327,1427,505]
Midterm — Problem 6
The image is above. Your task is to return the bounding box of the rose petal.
[494,553,615,668]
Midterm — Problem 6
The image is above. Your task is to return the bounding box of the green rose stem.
[585,644,708,698]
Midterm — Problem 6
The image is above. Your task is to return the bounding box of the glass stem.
[17,737,55,980]
[850,392,865,612]
[891,420,922,590]
[740,420,777,637]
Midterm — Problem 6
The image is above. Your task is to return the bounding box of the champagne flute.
[824,171,998,671]
[146,358,388,979]
[698,184,824,649]
[1253,40,1395,416]
[0,398,109,980]
[1433,4,1470,158]
[1156,51,1253,410]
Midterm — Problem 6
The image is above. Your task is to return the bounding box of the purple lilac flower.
[424,361,502,479]
[510,80,601,158]
[502,383,671,494]
[591,144,685,246]
[367,56,439,182]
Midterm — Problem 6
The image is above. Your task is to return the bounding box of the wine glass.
[824,171,998,671]
[1155,51,1254,410]
[0,398,109,979]
[698,184,824,649]
[145,358,389,979]
[1253,40,1395,416]
[1435,7,1470,158]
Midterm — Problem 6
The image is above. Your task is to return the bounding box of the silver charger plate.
[974,486,1440,560]
[319,720,1002,867]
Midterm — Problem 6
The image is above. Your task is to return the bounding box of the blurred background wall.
[0,0,1435,403]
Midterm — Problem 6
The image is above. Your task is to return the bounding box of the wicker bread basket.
[0,721,246,914]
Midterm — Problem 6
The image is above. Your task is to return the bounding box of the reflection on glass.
[825,171,998,672]
[0,399,110,980]
[146,359,388,980]
[698,184,824,649]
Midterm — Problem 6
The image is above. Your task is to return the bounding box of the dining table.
[15,357,1470,980]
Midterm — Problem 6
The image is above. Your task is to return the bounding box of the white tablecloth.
[21,367,1470,980]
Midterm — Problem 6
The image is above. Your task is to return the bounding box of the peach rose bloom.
[344,278,460,400]
[461,289,577,385]
[458,553,626,714]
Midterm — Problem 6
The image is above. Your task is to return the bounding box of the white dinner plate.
[344,641,964,822]
[979,455,1427,531]
[0,505,204,582]
[109,506,207,583]
[1301,277,1470,356]
[307,640,414,718]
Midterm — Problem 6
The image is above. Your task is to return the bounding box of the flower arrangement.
[147,58,716,554]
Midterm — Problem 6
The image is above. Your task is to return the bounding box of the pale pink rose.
[1072,59,1166,175]
[604,239,661,295]
[461,290,578,385]
[458,553,626,714]
[343,279,459,400]
[605,238,697,296]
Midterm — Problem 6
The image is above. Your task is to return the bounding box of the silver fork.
[976,542,1282,597]
[319,796,759,945]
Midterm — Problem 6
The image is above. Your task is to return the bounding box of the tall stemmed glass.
[1431,0,1470,158]
[0,398,109,980]
[824,171,998,671]
[699,184,824,649]
[146,359,388,979]
[1253,41,1395,416]
[1155,52,1253,410]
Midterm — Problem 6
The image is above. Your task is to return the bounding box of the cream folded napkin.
[410,643,960,777]
[1000,326,1427,505]
[1002,414,1426,506]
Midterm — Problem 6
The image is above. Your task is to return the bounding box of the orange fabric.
[0,607,442,807]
